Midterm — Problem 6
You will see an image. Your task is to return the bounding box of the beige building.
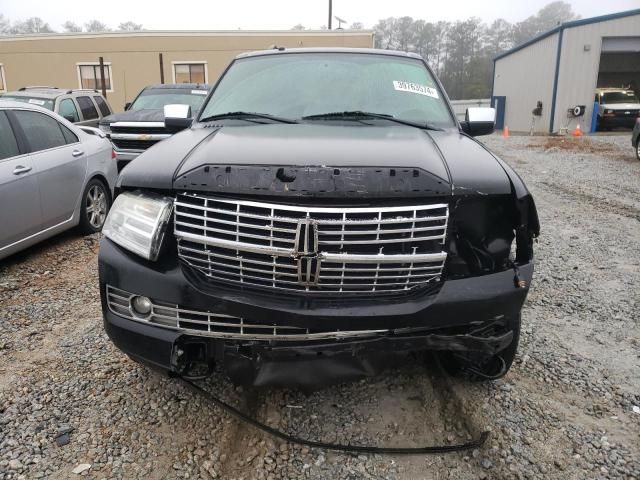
[0,30,374,111]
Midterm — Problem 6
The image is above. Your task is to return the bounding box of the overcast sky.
[2,0,639,30]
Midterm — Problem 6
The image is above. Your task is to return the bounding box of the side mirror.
[164,104,192,130]
[63,114,76,122]
[124,102,132,111]
[462,107,496,137]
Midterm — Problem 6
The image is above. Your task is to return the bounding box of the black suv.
[99,83,210,171]
[99,48,539,388]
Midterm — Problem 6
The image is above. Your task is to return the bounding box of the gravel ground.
[1,134,639,480]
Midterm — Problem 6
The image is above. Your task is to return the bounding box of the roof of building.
[494,8,640,62]
[0,29,374,42]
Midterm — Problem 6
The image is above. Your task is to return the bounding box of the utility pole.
[98,56,107,98]
[328,0,332,29]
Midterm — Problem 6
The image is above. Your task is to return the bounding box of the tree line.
[371,1,578,99]
[0,15,142,34]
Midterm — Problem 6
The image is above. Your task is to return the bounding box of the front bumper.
[599,115,639,129]
[99,238,533,385]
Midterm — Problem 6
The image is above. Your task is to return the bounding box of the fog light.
[131,295,153,317]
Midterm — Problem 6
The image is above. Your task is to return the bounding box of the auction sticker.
[191,90,208,95]
[28,99,46,106]
[393,81,439,99]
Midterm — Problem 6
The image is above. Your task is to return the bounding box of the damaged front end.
[101,145,539,389]
[169,318,516,388]
[446,191,538,282]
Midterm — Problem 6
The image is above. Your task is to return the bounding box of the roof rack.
[18,86,59,91]
[66,89,100,94]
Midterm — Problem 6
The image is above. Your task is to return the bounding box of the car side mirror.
[164,104,192,130]
[124,102,132,111]
[63,113,76,122]
[462,107,496,137]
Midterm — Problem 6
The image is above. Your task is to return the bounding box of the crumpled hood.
[119,124,511,197]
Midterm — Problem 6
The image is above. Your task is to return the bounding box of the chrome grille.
[111,139,161,151]
[174,193,448,295]
[106,286,387,341]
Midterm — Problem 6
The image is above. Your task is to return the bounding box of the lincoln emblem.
[294,218,320,286]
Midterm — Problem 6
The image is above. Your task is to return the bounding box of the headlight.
[99,123,111,134]
[604,109,614,114]
[102,191,173,261]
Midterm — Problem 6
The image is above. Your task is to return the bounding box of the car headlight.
[102,191,173,261]
[99,123,111,134]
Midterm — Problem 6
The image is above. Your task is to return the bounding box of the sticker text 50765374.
[393,81,439,99]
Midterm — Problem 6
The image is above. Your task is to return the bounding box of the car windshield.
[129,88,208,111]
[199,53,455,127]
[1,96,54,111]
[601,91,639,104]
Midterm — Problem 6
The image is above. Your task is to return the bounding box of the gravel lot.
[1,134,639,480]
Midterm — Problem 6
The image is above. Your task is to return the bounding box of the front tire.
[636,136,640,161]
[79,178,110,234]
[438,314,521,381]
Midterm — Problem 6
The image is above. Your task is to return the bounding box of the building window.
[77,63,112,91]
[173,62,207,84]
[0,65,6,92]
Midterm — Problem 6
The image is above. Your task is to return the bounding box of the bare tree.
[373,18,398,49]
[10,17,55,34]
[0,14,10,34]
[118,21,142,31]
[513,1,578,44]
[84,20,110,32]
[62,21,82,33]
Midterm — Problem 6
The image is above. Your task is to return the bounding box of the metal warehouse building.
[0,30,373,111]
[491,9,640,134]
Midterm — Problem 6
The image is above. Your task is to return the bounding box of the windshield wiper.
[200,111,298,124]
[302,111,442,130]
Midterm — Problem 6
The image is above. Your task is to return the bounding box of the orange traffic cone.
[572,124,582,137]
[502,126,510,139]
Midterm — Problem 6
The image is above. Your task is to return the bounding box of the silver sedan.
[0,100,118,260]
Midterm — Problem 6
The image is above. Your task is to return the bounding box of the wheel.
[437,314,521,381]
[636,136,640,161]
[79,178,110,234]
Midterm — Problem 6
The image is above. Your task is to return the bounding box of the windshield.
[199,53,455,127]
[130,88,209,111]
[1,96,54,111]
[601,91,639,104]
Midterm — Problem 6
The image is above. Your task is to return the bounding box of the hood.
[119,124,511,198]
[603,103,640,110]
[101,109,166,125]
